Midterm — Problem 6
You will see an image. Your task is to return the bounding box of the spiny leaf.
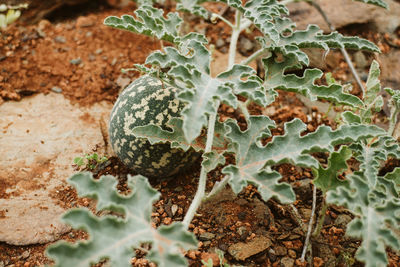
[176,0,210,19]
[263,53,364,107]
[222,116,385,203]
[280,25,379,52]
[327,172,400,267]
[235,0,288,45]
[104,5,183,44]
[46,172,197,267]
[313,146,351,194]
[350,135,400,187]
[360,60,384,123]
[354,0,388,8]
[145,39,264,143]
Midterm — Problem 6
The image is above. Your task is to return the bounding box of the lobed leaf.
[104,5,183,44]
[145,39,265,143]
[263,53,364,107]
[354,0,388,8]
[312,146,351,194]
[327,171,400,267]
[222,116,385,203]
[46,172,197,267]
[131,117,228,154]
[350,135,400,187]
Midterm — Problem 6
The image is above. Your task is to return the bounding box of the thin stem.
[308,1,366,97]
[388,104,399,137]
[300,184,317,262]
[228,10,242,69]
[211,13,234,28]
[182,101,220,229]
[241,48,268,66]
[312,199,328,238]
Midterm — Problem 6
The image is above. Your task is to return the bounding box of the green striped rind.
[109,75,199,178]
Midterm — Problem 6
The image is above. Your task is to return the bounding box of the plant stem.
[312,199,328,238]
[183,101,220,229]
[228,10,242,69]
[308,1,365,97]
[241,48,268,66]
[211,13,234,28]
[300,184,317,262]
[388,104,399,137]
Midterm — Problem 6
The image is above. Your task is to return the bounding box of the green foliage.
[73,153,108,170]
[0,3,28,29]
[313,146,351,194]
[47,172,197,267]
[354,0,388,8]
[49,0,400,266]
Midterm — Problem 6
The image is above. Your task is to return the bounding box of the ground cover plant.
[45,0,400,266]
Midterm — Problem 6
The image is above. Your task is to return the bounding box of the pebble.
[215,38,225,48]
[274,246,287,256]
[228,235,272,261]
[21,250,30,259]
[51,87,62,93]
[70,58,82,65]
[281,256,295,267]
[334,214,352,227]
[199,232,216,241]
[86,31,93,37]
[54,36,66,44]
[239,36,254,54]
[171,204,178,216]
[95,49,103,54]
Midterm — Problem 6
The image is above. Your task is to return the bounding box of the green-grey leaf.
[104,5,182,44]
[350,135,400,186]
[354,0,388,8]
[313,146,351,194]
[146,39,264,143]
[46,172,197,267]
[262,54,364,107]
[176,0,210,19]
[132,117,228,154]
[223,116,385,203]
[341,111,362,124]
[361,60,384,123]
[327,173,400,267]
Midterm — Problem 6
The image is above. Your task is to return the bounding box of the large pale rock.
[0,93,112,245]
[288,0,400,33]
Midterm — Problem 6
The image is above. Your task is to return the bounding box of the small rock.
[353,51,369,69]
[174,186,183,192]
[86,31,93,37]
[199,232,216,241]
[334,214,352,227]
[281,256,295,267]
[0,261,4,267]
[228,235,272,261]
[115,75,131,89]
[239,37,254,54]
[95,48,103,54]
[291,179,312,198]
[21,250,30,259]
[76,16,94,28]
[215,38,225,48]
[54,36,66,44]
[171,204,178,216]
[70,58,82,65]
[288,249,296,259]
[51,87,62,93]
[88,54,96,62]
[274,246,287,256]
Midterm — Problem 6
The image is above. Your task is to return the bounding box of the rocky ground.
[0,0,400,266]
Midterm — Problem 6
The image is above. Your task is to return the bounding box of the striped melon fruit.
[109,75,198,178]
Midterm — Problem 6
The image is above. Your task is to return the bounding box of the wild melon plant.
[46,0,400,266]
